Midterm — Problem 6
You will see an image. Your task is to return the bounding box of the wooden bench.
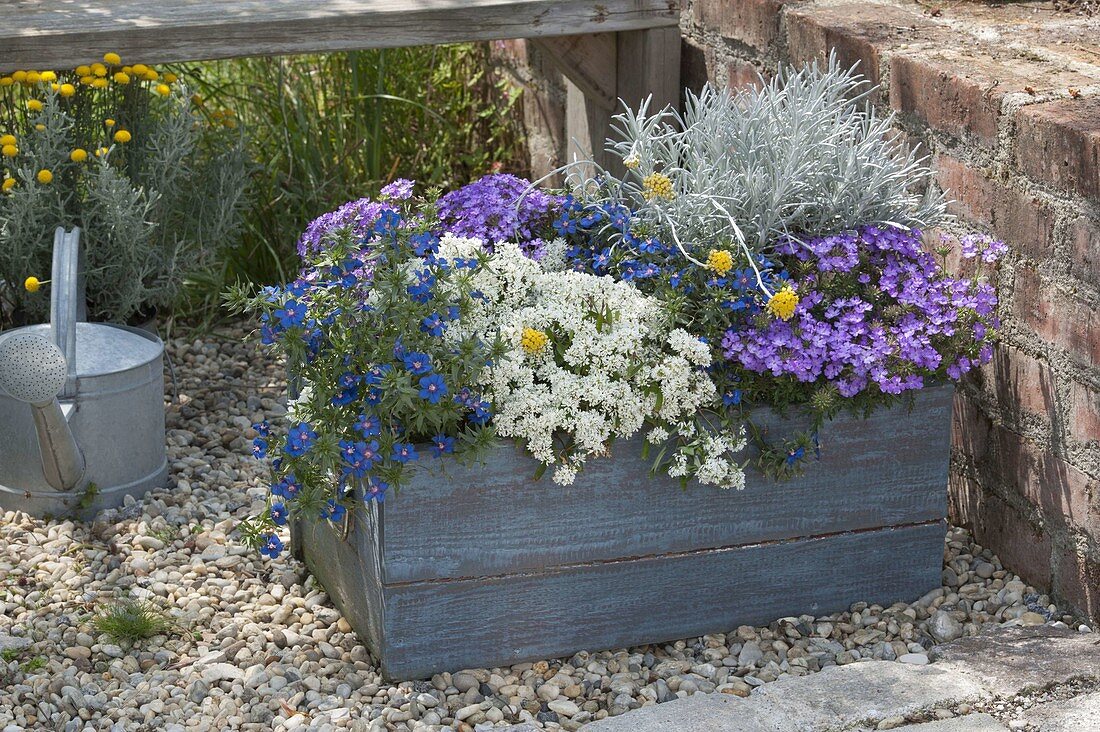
[0,0,682,168]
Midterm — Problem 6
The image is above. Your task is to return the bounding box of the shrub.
[0,54,249,326]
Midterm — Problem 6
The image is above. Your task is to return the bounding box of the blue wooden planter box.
[295,384,952,680]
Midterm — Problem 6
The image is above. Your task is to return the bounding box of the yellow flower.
[25,71,41,85]
[623,154,640,170]
[520,327,549,354]
[113,129,132,143]
[766,285,799,321]
[40,71,57,82]
[191,93,204,107]
[79,75,95,86]
[163,73,178,84]
[50,82,60,92]
[1,144,17,158]
[2,178,15,193]
[70,148,88,162]
[75,65,91,76]
[103,52,122,66]
[642,172,674,201]
[91,78,108,89]
[113,72,131,84]
[144,69,159,81]
[36,169,53,185]
[131,63,148,76]
[11,71,27,83]
[0,77,13,87]
[26,99,43,112]
[706,249,734,276]
[91,63,107,77]
[0,134,15,146]
[59,83,76,97]
[104,118,116,128]
[121,66,133,75]
[24,276,43,292]
[94,147,108,157]
[34,124,45,131]
[155,83,171,97]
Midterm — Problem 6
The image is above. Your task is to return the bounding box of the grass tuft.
[92,599,177,643]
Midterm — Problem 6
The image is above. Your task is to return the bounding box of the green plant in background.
[91,597,178,643]
[0,55,250,328]
[183,43,527,306]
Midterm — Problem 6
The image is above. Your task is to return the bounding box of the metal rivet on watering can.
[0,227,168,517]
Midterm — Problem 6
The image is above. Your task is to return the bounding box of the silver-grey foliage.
[567,54,946,279]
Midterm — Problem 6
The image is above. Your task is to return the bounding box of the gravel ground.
[0,324,1090,732]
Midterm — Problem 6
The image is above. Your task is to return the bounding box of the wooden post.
[534,26,680,178]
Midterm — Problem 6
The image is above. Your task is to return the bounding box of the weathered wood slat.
[0,0,680,72]
[381,384,953,583]
[534,32,618,110]
[374,523,946,679]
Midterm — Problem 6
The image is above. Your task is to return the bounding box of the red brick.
[989,346,1057,421]
[1070,215,1100,286]
[989,424,1096,532]
[964,487,1052,589]
[1054,545,1100,622]
[726,60,765,92]
[691,0,789,52]
[1017,98,1100,201]
[1012,267,1100,367]
[1069,380,1100,448]
[785,3,934,97]
[932,153,1056,262]
[951,392,992,463]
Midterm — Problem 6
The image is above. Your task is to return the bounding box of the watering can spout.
[0,333,85,491]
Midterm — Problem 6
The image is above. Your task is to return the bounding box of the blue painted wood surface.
[298,384,953,680]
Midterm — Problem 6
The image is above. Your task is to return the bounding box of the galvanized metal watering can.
[0,228,167,517]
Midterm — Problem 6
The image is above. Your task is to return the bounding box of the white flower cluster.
[457,244,746,488]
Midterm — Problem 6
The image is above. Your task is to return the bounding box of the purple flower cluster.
[297,197,397,258]
[721,226,1002,397]
[436,174,559,244]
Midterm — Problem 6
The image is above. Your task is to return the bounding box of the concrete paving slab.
[585,662,989,731]
[852,714,1008,731]
[1023,691,1100,731]
[930,626,1100,696]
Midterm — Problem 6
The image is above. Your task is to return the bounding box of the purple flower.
[436,174,560,245]
[297,197,397,258]
[380,178,414,201]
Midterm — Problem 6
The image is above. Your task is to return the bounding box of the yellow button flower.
[24,276,43,292]
[94,147,108,157]
[642,172,674,201]
[520,327,549,354]
[2,178,16,193]
[11,71,27,83]
[163,73,178,84]
[155,83,171,97]
[25,71,41,84]
[766,285,799,321]
[70,148,88,162]
[706,249,734,276]
[59,83,76,97]
[36,169,53,184]
[92,78,108,89]
[0,77,13,87]
[91,63,107,77]
[26,99,43,112]
[41,71,57,82]
[79,75,95,85]
[144,69,159,81]
[113,72,131,84]
[75,65,91,76]
[131,63,148,76]
[1,144,17,158]
[103,52,122,66]
[104,118,116,127]
[113,129,132,143]
[0,134,15,146]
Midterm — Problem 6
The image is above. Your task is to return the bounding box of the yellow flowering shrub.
[0,54,250,326]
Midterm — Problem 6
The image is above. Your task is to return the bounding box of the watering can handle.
[50,227,82,398]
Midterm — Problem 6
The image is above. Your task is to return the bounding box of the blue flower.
[251,438,268,459]
[270,503,288,526]
[722,389,742,406]
[364,387,383,406]
[403,351,433,375]
[365,363,392,386]
[337,371,359,389]
[592,247,611,273]
[285,423,318,457]
[392,442,418,463]
[355,413,381,437]
[271,474,301,500]
[364,479,389,503]
[340,439,381,477]
[275,299,307,328]
[445,305,461,321]
[320,499,347,523]
[253,421,270,437]
[469,400,492,425]
[410,232,438,256]
[332,386,358,406]
[418,374,448,404]
[430,434,455,458]
[259,533,284,558]
[421,312,445,337]
[785,446,806,466]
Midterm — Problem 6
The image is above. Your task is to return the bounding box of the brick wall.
[690,0,1100,621]
[514,0,1100,619]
